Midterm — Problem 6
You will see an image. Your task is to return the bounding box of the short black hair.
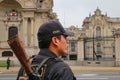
[38,35,61,49]
[38,38,52,49]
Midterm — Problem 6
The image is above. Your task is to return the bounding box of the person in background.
[6,57,10,70]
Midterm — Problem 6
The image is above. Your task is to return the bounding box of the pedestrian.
[6,57,10,70]
[18,20,76,80]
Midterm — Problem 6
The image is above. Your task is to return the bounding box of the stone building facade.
[1,0,120,67]
[0,0,57,65]
[81,8,120,66]
[65,8,120,66]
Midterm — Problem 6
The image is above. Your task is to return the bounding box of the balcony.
[0,41,10,48]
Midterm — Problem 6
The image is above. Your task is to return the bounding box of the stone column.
[23,18,28,46]
[30,18,34,46]
[115,31,120,66]
[77,37,84,65]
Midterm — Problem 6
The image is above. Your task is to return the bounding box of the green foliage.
[0,60,14,67]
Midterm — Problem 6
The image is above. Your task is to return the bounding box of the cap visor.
[64,31,74,36]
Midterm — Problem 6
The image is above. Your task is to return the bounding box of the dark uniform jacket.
[17,49,76,80]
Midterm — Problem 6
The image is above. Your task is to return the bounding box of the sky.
[53,0,120,28]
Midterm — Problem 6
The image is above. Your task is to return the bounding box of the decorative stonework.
[0,0,56,63]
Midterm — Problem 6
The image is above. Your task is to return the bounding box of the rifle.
[7,35,40,80]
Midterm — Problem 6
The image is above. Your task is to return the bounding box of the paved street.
[1,66,120,80]
[0,72,17,80]
[0,72,120,80]
[74,72,120,80]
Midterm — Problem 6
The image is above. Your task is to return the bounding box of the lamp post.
[93,31,95,61]
[112,29,116,48]
[112,29,116,57]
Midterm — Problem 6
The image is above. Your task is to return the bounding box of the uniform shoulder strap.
[35,57,52,72]
[35,57,62,73]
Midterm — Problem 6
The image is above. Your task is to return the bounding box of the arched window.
[2,51,13,57]
[96,43,101,53]
[8,26,18,39]
[27,18,31,46]
[111,43,115,53]
[96,27,101,37]
[69,41,76,52]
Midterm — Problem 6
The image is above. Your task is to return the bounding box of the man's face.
[57,35,68,56]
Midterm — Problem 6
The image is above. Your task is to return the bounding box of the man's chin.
[63,53,68,56]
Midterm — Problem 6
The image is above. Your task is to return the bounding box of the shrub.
[0,60,14,67]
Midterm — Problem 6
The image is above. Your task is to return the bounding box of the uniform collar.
[39,48,58,58]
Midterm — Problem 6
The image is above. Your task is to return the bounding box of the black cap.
[37,20,73,42]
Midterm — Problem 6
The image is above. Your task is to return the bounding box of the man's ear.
[51,37,60,46]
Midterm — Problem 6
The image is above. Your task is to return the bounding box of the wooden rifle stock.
[7,35,33,75]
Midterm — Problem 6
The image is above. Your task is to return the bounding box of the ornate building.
[65,8,120,66]
[0,0,57,65]
[1,0,120,67]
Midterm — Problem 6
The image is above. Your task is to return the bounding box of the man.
[6,57,10,70]
[18,20,76,80]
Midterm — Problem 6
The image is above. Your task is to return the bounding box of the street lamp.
[112,29,116,48]
[112,29,116,56]
[93,31,95,61]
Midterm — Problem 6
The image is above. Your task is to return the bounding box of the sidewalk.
[0,66,120,73]
[71,66,120,72]
[0,67,20,73]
